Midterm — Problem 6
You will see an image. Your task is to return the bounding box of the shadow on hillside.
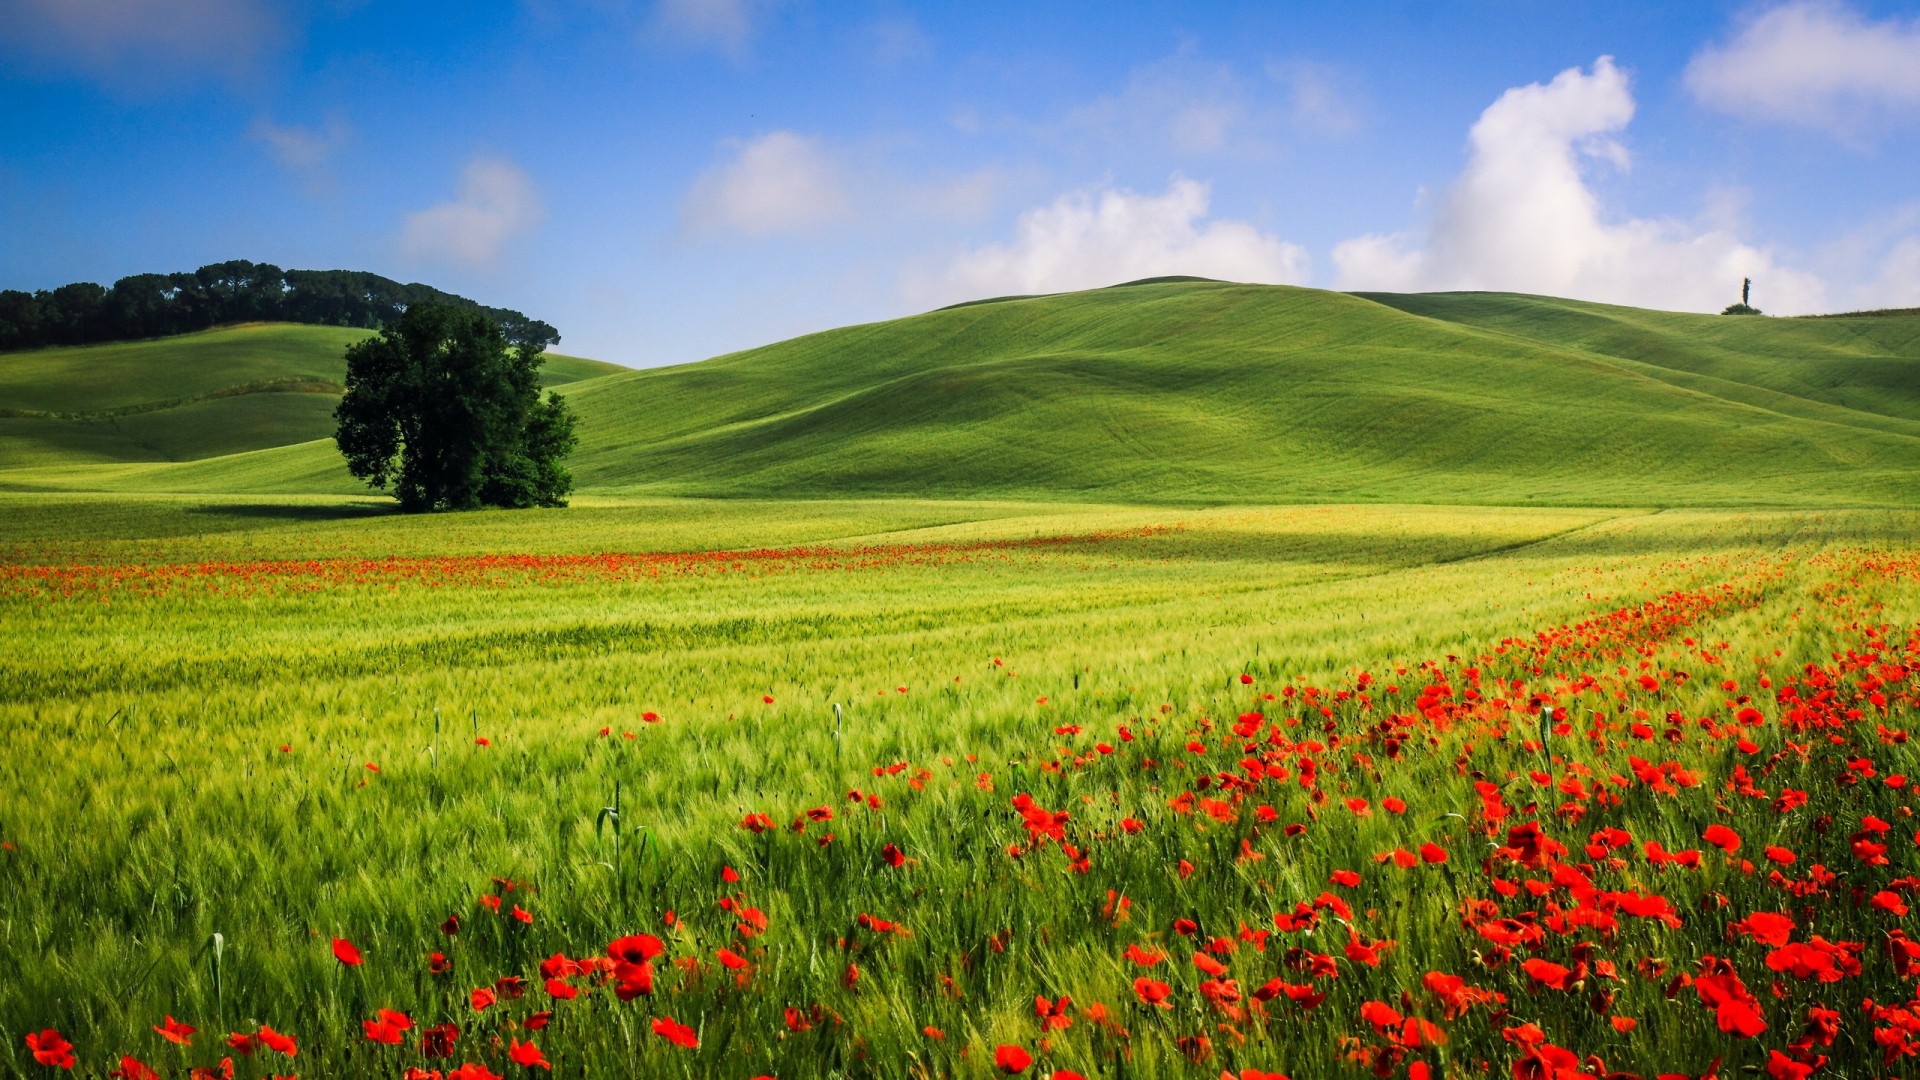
[187,501,398,522]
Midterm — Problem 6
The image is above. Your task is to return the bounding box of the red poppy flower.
[1520,958,1575,990]
[508,1039,549,1070]
[27,1030,76,1070]
[469,986,497,1012]
[1134,977,1173,1008]
[361,1008,412,1045]
[331,938,364,966]
[993,1045,1032,1074]
[110,1056,157,1080]
[421,1024,458,1059]
[154,1016,196,1045]
[1731,912,1794,947]
[1359,1000,1403,1031]
[651,1017,698,1049]
[256,1026,296,1057]
[1703,824,1742,853]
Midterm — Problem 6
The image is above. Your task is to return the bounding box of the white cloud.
[251,115,351,173]
[1061,49,1260,157]
[922,177,1308,304]
[1686,1,1920,134]
[650,0,784,59]
[1816,204,1920,311]
[1332,57,1827,314]
[400,157,545,269]
[0,0,282,83]
[1860,236,1920,308]
[1265,58,1361,135]
[681,131,852,238]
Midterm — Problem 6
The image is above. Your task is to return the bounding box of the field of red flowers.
[0,525,1179,600]
[4,515,1917,1079]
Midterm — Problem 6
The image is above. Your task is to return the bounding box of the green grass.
[10,281,1915,506]
[550,281,1920,504]
[3,285,1919,1076]
[0,323,626,467]
[1,497,1918,1077]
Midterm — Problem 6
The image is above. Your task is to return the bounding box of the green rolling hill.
[2,281,1917,505]
[0,323,625,469]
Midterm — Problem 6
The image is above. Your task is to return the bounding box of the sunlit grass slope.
[556,279,1920,504]
[6,281,1918,504]
[0,323,625,467]
[1356,290,1920,434]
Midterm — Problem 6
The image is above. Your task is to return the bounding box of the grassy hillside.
[0,323,625,467]
[4,281,1917,505]
[1356,291,1920,433]
[551,280,1920,505]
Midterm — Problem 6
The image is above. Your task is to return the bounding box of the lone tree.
[1722,276,1762,316]
[333,304,577,511]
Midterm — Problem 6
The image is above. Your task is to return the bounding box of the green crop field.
[3,286,1919,1079]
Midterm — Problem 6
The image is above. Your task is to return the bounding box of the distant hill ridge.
[1,280,1917,507]
[0,260,557,352]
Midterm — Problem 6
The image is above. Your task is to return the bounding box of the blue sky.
[4,1,1919,366]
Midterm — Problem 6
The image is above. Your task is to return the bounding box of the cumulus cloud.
[1860,236,1920,308]
[1333,57,1826,314]
[0,0,283,84]
[922,177,1308,304]
[681,131,852,237]
[1686,1,1920,134]
[251,115,351,173]
[400,157,545,269]
[1816,205,1920,311]
[650,0,785,59]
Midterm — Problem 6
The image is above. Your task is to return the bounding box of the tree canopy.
[0,260,558,352]
[333,304,577,512]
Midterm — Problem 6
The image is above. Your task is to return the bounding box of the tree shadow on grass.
[186,501,399,522]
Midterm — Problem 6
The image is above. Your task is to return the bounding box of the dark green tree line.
[0,260,558,352]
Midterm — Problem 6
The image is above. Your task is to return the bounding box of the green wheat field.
[4,282,1919,1079]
